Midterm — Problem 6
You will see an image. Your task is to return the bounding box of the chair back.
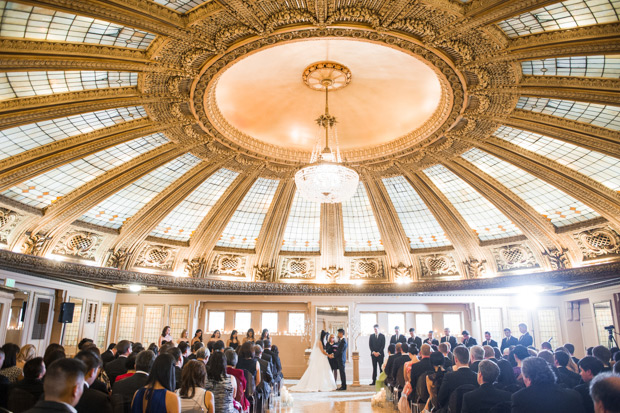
[448,384,476,413]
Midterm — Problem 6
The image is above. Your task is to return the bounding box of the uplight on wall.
[128,284,142,292]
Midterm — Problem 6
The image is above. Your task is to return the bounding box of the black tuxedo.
[470,360,481,373]
[104,355,129,384]
[334,337,347,388]
[264,348,282,380]
[556,366,580,388]
[262,352,279,383]
[384,354,398,383]
[391,354,410,387]
[76,384,113,413]
[574,382,594,413]
[24,400,75,413]
[440,335,458,350]
[518,332,533,347]
[369,333,386,382]
[390,334,406,345]
[111,372,149,413]
[463,337,478,347]
[437,367,478,408]
[407,336,422,350]
[101,350,115,365]
[511,383,585,413]
[500,336,518,353]
[482,339,498,348]
[461,382,511,413]
[8,378,44,412]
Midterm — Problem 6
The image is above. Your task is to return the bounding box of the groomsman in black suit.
[440,327,458,349]
[482,331,498,348]
[423,331,439,346]
[500,328,518,353]
[462,330,478,347]
[518,323,534,347]
[369,324,385,385]
[331,328,348,390]
[407,328,422,350]
[390,326,407,346]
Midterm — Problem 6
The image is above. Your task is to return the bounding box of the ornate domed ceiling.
[0,0,618,293]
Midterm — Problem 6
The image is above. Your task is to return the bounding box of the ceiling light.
[128,284,142,292]
[295,62,359,203]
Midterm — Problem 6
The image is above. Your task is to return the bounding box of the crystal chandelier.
[295,62,359,203]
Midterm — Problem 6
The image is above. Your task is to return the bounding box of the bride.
[289,329,337,392]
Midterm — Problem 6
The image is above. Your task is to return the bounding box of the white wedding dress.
[289,338,337,392]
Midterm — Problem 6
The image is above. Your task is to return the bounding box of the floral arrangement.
[280,385,294,407]
[371,387,387,408]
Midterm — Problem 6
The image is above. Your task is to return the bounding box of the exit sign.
[4,278,15,288]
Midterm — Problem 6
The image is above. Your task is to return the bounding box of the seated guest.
[225,348,249,412]
[410,343,434,399]
[538,350,555,366]
[461,360,511,413]
[17,344,36,370]
[564,343,580,365]
[188,342,202,361]
[213,340,226,353]
[254,344,272,409]
[148,343,159,357]
[263,340,282,382]
[132,343,144,355]
[500,328,518,354]
[176,360,214,413]
[101,344,116,365]
[481,332,497,348]
[438,343,454,370]
[167,347,183,390]
[541,341,553,351]
[555,351,580,388]
[437,345,478,410]
[25,358,86,413]
[391,343,409,388]
[74,350,112,413]
[236,342,261,387]
[205,352,237,413]
[112,350,155,413]
[556,346,580,374]
[423,351,447,410]
[178,341,190,366]
[512,345,530,383]
[511,357,584,413]
[258,341,278,386]
[115,353,138,382]
[483,346,515,389]
[575,356,604,413]
[469,346,484,373]
[105,340,131,384]
[130,353,181,413]
[384,343,399,384]
[196,347,209,366]
[462,331,477,348]
[424,331,439,346]
[8,357,45,413]
[589,373,620,413]
[592,346,613,372]
[1,343,23,383]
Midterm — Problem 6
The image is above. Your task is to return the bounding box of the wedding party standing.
[369,324,385,385]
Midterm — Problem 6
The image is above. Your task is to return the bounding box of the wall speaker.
[58,302,75,323]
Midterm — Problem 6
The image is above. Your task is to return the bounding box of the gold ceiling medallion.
[302,61,352,91]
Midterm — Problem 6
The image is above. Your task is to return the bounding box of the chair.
[447,384,476,413]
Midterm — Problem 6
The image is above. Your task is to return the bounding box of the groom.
[331,328,347,390]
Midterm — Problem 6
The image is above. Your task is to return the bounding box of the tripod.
[607,329,618,349]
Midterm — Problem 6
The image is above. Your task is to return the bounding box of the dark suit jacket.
[461,382,511,413]
[264,348,282,377]
[111,372,148,413]
[470,360,481,373]
[24,400,75,413]
[438,367,478,408]
[384,354,398,380]
[409,357,434,394]
[511,383,585,413]
[423,338,439,346]
[556,366,580,389]
[574,383,594,413]
[518,332,533,347]
[407,336,422,350]
[261,353,279,382]
[370,333,386,356]
[463,337,478,347]
[101,350,115,365]
[441,336,458,349]
[501,336,519,353]
[8,378,44,412]
[91,379,108,394]
[390,334,407,345]
[334,338,347,364]
[391,354,410,385]
[105,355,129,384]
[482,340,498,348]
[76,384,113,413]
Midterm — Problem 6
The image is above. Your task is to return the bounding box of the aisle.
[271,380,393,412]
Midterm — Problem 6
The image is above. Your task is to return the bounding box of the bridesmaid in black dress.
[325,333,339,381]
[227,330,240,350]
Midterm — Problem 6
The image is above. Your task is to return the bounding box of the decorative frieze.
[573,227,620,260]
[209,254,247,277]
[419,254,459,278]
[492,244,539,272]
[0,208,19,245]
[279,257,315,279]
[350,258,385,280]
[51,230,102,261]
[134,244,177,270]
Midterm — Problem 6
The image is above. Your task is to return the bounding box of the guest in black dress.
[227,330,240,350]
[325,334,339,381]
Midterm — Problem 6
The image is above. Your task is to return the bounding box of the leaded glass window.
[342,183,384,252]
[281,190,321,252]
[516,97,620,131]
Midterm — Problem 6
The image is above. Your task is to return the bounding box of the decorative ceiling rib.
[0,0,616,290]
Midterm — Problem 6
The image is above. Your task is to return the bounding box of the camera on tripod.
[604,325,615,332]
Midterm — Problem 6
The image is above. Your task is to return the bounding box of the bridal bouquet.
[371,388,387,408]
[280,385,294,407]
